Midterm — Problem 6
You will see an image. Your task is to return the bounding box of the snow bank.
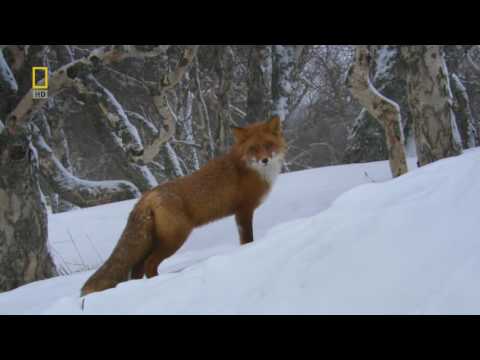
[47,158,408,275]
[1,150,479,314]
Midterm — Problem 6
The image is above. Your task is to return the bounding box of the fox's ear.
[232,126,248,143]
[267,115,281,135]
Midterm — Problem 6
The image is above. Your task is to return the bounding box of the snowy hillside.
[1,149,480,314]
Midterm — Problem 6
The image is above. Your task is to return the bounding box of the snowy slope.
[48,158,412,275]
[1,150,480,314]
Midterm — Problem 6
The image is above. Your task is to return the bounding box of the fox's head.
[232,116,287,171]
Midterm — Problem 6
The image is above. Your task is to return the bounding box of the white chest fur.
[248,154,283,186]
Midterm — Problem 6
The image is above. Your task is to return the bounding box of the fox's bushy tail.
[80,202,155,297]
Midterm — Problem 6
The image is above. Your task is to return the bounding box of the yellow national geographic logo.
[32,67,49,99]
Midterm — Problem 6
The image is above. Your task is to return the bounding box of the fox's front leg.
[235,208,254,245]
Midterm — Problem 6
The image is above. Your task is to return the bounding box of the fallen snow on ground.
[1,150,479,314]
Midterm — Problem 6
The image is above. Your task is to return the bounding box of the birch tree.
[401,45,462,166]
[347,45,408,178]
[272,45,297,122]
[344,45,412,164]
[245,45,271,123]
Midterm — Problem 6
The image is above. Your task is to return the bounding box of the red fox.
[80,116,287,296]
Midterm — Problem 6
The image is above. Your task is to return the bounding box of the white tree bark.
[401,45,462,166]
[272,45,296,122]
[139,45,199,164]
[347,45,408,178]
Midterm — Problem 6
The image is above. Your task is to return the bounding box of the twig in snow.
[364,171,376,183]
[67,230,87,268]
[86,234,104,264]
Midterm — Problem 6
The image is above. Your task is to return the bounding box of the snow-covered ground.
[1,149,479,314]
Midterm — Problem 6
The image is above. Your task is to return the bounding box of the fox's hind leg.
[144,206,192,278]
[144,229,191,278]
[131,259,146,279]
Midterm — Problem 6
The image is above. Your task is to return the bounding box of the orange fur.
[80,116,286,297]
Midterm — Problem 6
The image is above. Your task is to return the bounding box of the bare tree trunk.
[344,45,413,164]
[272,45,296,122]
[182,90,200,170]
[193,57,215,159]
[347,45,408,177]
[212,45,235,153]
[245,45,271,123]
[0,126,56,292]
[450,73,478,148]
[401,45,462,167]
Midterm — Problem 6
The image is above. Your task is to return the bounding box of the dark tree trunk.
[245,45,271,124]
[0,125,56,292]
[443,45,479,148]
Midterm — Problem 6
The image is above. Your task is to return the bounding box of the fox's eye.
[265,143,273,150]
[249,145,258,153]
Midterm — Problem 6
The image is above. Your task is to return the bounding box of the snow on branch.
[125,110,159,135]
[5,45,171,134]
[165,142,185,177]
[32,125,140,207]
[372,45,399,88]
[0,49,18,93]
[137,45,199,164]
[4,44,198,171]
[346,45,407,177]
[75,74,144,158]
[450,73,478,148]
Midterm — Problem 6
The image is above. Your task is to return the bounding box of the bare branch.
[138,45,199,164]
[193,56,215,158]
[125,110,159,135]
[32,125,141,208]
[123,45,170,58]
[75,74,144,158]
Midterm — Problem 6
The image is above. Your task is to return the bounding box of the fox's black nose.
[262,158,269,164]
